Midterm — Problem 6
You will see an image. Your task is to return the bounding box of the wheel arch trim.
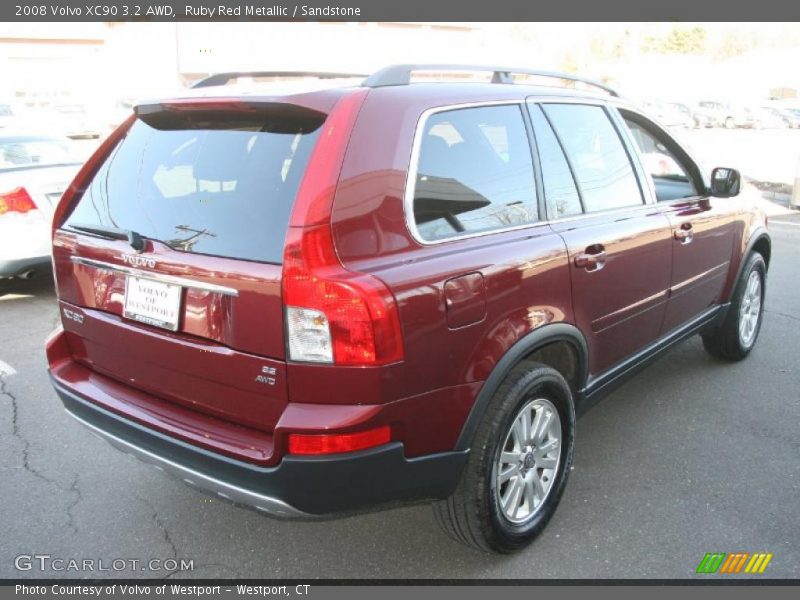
[728,228,771,303]
[453,323,588,451]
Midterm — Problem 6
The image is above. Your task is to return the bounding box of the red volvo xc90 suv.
[46,65,770,552]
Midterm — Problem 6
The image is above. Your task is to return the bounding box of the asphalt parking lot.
[1,181,799,580]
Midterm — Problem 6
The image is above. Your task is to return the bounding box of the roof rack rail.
[362,64,618,97]
[191,71,368,89]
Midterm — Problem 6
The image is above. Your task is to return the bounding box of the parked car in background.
[0,132,83,278]
[691,103,720,127]
[640,99,693,128]
[697,101,757,129]
[760,106,800,128]
[47,65,770,553]
[668,102,713,128]
[0,103,17,129]
[782,106,800,121]
[752,107,788,129]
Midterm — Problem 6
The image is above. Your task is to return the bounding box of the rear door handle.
[574,244,607,271]
[674,223,694,244]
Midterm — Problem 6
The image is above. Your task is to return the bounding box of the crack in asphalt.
[131,495,244,579]
[135,494,180,579]
[1,373,83,535]
[65,474,83,534]
[0,374,58,487]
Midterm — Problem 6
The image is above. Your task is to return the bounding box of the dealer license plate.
[123,276,182,331]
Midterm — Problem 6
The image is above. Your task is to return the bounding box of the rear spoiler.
[134,98,327,133]
[190,71,367,89]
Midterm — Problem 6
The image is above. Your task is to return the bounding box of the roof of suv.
[137,65,622,111]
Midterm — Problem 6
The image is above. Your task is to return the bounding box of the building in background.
[2,22,800,123]
[0,23,180,130]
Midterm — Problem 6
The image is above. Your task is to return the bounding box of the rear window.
[64,107,324,264]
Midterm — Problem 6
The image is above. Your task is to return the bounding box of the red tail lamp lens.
[0,187,36,215]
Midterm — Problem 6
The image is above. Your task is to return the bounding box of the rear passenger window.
[412,105,538,242]
[527,104,582,219]
[543,104,643,213]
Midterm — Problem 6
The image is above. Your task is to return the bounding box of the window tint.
[527,104,582,219]
[543,104,643,212]
[622,116,698,202]
[413,105,538,241]
[64,113,322,264]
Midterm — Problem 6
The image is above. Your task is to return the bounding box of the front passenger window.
[622,116,699,202]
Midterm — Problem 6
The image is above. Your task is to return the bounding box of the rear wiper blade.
[69,223,146,252]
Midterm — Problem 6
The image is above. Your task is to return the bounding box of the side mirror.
[710,167,741,198]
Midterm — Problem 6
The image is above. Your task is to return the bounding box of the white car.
[0,103,16,129]
[0,133,83,278]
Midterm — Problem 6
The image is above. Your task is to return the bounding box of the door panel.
[550,208,673,375]
[530,101,674,377]
[613,110,737,333]
[659,198,736,331]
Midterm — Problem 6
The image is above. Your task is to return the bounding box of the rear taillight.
[288,426,391,455]
[282,89,404,367]
[0,187,36,215]
[283,226,404,365]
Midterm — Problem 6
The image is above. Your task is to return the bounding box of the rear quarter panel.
[327,86,574,403]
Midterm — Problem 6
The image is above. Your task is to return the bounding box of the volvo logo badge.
[121,254,157,269]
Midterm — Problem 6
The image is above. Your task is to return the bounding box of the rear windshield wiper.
[69,223,146,252]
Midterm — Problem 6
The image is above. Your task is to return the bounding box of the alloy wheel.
[495,398,562,524]
[739,270,762,348]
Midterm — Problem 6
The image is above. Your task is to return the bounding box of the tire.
[702,252,766,361]
[434,363,575,553]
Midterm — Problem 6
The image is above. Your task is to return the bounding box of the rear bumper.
[52,375,468,518]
